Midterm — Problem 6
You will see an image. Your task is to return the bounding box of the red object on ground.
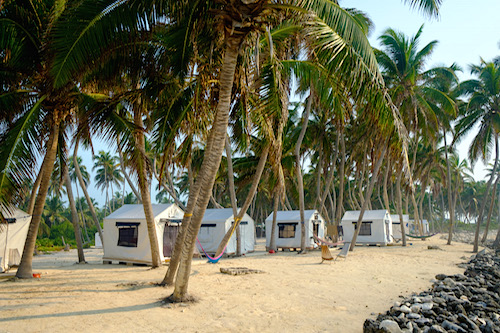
[32,273,41,278]
[268,250,275,254]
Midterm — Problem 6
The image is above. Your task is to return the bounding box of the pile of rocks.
[364,251,500,332]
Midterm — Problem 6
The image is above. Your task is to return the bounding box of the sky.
[77,0,500,208]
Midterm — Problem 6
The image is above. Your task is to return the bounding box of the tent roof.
[265,210,319,222]
[104,204,174,220]
[342,210,389,221]
[1,207,30,219]
[390,214,409,223]
[202,208,238,222]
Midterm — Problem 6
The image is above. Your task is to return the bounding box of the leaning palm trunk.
[16,124,60,278]
[225,135,241,256]
[473,134,499,252]
[64,166,85,263]
[268,191,280,251]
[382,156,391,212]
[443,129,455,245]
[295,93,312,252]
[134,110,161,268]
[335,133,346,236]
[482,177,499,243]
[169,35,245,301]
[215,145,270,256]
[73,141,103,244]
[26,158,45,215]
[396,168,407,247]
[349,142,388,251]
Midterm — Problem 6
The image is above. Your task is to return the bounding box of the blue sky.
[79,1,500,207]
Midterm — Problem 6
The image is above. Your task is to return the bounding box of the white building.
[0,208,31,272]
[265,210,325,250]
[197,208,255,255]
[390,214,410,240]
[102,204,184,265]
[341,210,392,246]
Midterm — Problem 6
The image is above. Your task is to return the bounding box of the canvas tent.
[102,204,184,265]
[1,208,31,273]
[341,210,393,246]
[265,210,325,250]
[408,220,430,235]
[390,214,409,240]
[197,208,255,255]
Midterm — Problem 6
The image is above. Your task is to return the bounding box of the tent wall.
[102,204,183,264]
[341,210,392,245]
[0,208,31,272]
[390,214,409,240]
[196,209,255,255]
[265,210,325,249]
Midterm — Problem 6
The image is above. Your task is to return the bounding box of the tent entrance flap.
[163,225,179,257]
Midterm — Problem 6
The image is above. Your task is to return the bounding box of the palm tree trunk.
[295,93,312,252]
[443,129,455,244]
[117,138,142,203]
[170,35,245,302]
[335,133,346,236]
[396,168,407,247]
[382,156,391,212]
[473,134,499,252]
[27,159,45,215]
[215,145,270,256]
[16,123,60,278]
[73,141,103,244]
[64,166,85,263]
[481,177,499,243]
[269,191,280,251]
[224,135,241,256]
[349,141,388,251]
[319,134,340,224]
[134,109,161,268]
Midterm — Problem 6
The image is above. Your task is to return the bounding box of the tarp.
[102,204,184,264]
[197,208,255,255]
[1,208,31,272]
[265,210,325,249]
[341,210,393,245]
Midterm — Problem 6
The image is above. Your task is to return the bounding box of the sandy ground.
[0,236,482,333]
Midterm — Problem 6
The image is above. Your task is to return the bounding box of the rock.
[421,303,433,311]
[435,274,447,281]
[412,297,422,303]
[426,325,447,333]
[457,313,481,332]
[441,320,467,333]
[408,313,421,320]
[400,305,411,314]
[443,277,456,287]
[363,319,379,333]
[379,319,403,333]
[427,245,441,250]
[410,304,421,313]
[394,301,402,308]
[414,318,431,327]
[421,296,433,303]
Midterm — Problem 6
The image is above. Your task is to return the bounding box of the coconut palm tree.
[93,151,123,214]
[455,59,500,252]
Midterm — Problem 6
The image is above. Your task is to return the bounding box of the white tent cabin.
[341,210,393,246]
[197,208,255,255]
[390,214,410,240]
[265,210,325,250]
[102,204,184,265]
[1,207,31,273]
[408,219,430,235]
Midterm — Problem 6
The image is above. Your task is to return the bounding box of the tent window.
[353,221,372,236]
[201,224,216,228]
[116,222,139,247]
[5,218,16,224]
[231,221,248,225]
[278,223,296,238]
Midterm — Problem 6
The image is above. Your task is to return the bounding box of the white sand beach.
[0,236,480,333]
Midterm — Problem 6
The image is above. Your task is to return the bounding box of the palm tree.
[93,151,123,214]
[455,59,500,252]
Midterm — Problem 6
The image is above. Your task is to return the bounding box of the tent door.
[385,222,391,243]
[163,225,179,257]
